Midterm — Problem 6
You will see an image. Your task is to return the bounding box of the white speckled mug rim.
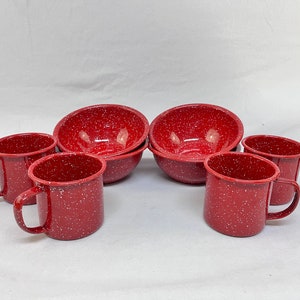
[0,132,57,157]
[27,152,107,187]
[204,151,280,184]
[242,135,300,159]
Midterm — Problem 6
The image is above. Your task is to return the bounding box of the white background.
[0,1,299,299]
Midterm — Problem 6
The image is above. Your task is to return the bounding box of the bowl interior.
[150,104,243,159]
[54,105,149,156]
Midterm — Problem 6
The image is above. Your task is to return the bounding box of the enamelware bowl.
[53,104,149,157]
[104,140,148,184]
[148,144,207,184]
[149,103,244,159]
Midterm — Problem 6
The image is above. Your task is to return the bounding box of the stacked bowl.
[53,104,149,184]
[148,103,244,184]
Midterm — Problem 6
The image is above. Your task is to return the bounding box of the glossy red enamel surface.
[104,141,148,184]
[149,144,206,184]
[13,153,106,240]
[242,135,300,205]
[149,103,243,159]
[0,133,57,204]
[203,152,299,237]
[53,104,149,157]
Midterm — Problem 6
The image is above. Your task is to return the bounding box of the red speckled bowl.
[149,144,207,184]
[149,103,244,159]
[104,141,148,184]
[53,104,149,157]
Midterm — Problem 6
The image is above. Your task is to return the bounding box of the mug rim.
[28,152,107,186]
[0,132,57,157]
[204,151,280,184]
[242,134,300,159]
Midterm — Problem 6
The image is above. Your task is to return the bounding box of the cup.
[242,135,300,205]
[0,133,57,204]
[203,152,299,237]
[13,152,106,240]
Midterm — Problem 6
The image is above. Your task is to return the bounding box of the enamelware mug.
[203,152,299,237]
[0,133,57,204]
[242,135,300,205]
[13,152,106,240]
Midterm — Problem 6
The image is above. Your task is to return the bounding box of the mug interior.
[32,154,104,182]
[0,134,54,154]
[244,136,300,156]
[206,153,277,181]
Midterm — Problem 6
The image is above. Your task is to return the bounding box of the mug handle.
[267,178,300,220]
[0,158,7,196]
[13,186,46,234]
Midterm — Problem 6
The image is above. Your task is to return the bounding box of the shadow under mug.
[203,152,299,237]
[13,152,106,241]
[0,133,57,204]
[242,135,300,205]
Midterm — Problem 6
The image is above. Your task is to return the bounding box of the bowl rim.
[149,103,244,157]
[105,140,148,161]
[53,104,149,157]
[149,143,208,163]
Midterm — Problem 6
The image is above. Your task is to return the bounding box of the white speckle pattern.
[149,103,243,158]
[242,135,300,205]
[0,133,57,204]
[151,146,207,184]
[53,105,149,184]
[203,152,281,237]
[148,104,243,184]
[15,153,106,241]
[53,104,149,157]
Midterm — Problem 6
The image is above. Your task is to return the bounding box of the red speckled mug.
[204,152,299,237]
[13,152,106,240]
[0,133,57,204]
[242,135,300,205]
